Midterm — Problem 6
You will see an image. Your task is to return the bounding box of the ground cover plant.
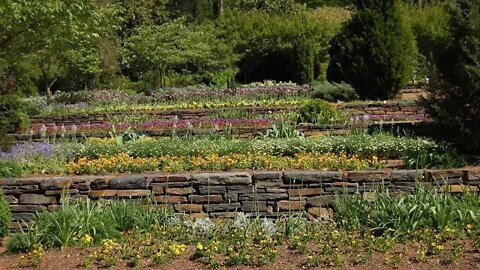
[2,187,480,269]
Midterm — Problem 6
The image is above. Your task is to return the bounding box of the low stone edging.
[1,168,479,230]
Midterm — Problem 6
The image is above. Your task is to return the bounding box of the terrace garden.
[1,0,480,270]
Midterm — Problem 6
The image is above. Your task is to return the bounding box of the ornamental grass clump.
[297,99,348,124]
[334,186,480,237]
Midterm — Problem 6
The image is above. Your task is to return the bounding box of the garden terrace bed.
[2,168,479,231]
[27,101,426,129]
[10,120,428,141]
[28,106,294,129]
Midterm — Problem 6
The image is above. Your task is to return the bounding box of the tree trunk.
[219,0,224,15]
[160,65,166,89]
[45,78,56,100]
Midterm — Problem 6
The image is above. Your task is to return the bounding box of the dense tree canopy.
[0,0,462,94]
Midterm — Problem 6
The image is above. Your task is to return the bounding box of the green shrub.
[0,188,12,238]
[219,7,349,84]
[294,39,315,84]
[297,99,347,124]
[405,3,450,81]
[311,81,358,102]
[0,94,30,139]
[327,0,417,100]
[422,0,480,154]
[0,160,23,177]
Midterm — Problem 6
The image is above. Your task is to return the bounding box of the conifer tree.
[295,39,315,84]
[423,0,480,154]
[327,0,417,100]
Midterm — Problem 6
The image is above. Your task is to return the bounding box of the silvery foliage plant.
[233,212,251,229]
[192,217,216,236]
[261,218,277,237]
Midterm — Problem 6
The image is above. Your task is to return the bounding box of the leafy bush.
[311,81,358,102]
[405,3,450,81]
[0,188,12,238]
[422,0,480,154]
[219,7,350,83]
[297,99,347,124]
[327,0,417,100]
[0,94,30,139]
[294,39,315,84]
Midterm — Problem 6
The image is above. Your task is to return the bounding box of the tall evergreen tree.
[423,0,480,154]
[295,39,315,84]
[327,0,417,100]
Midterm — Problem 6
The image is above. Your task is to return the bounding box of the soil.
[1,240,479,270]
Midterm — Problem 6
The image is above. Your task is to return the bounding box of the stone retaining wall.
[14,121,427,141]
[29,102,425,128]
[3,168,478,230]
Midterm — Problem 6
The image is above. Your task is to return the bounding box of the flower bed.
[0,133,458,177]
[66,152,385,175]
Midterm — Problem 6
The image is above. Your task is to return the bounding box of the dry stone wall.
[29,102,425,128]
[2,168,479,230]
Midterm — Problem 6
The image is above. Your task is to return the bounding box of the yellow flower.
[81,234,93,245]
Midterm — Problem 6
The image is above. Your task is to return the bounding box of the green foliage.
[422,0,480,154]
[262,119,305,139]
[64,133,448,163]
[0,0,119,94]
[0,160,23,177]
[0,94,30,140]
[51,91,93,105]
[334,187,480,236]
[294,39,315,84]
[297,99,347,124]
[7,197,173,251]
[227,0,305,14]
[124,19,231,88]
[219,7,349,83]
[327,0,417,100]
[404,3,450,81]
[311,81,357,102]
[0,188,12,238]
[405,3,450,62]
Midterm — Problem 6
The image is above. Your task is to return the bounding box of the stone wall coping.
[2,168,479,185]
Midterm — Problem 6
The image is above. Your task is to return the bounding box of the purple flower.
[0,142,55,161]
